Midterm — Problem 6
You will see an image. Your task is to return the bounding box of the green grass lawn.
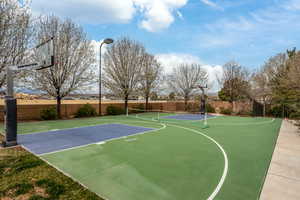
[0,115,282,200]
[0,147,103,200]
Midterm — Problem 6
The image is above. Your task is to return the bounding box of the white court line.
[38,121,166,156]
[19,119,161,136]
[168,124,228,200]
[125,138,138,142]
[210,118,275,126]
[21,145,111,200]
[134,114,228,200]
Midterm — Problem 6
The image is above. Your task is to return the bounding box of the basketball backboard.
[11,37,55,71]
[35,37,54,70]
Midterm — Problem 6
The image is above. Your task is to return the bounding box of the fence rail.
[0,100,252,121]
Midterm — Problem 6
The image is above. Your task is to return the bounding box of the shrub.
[269,105,282,117]
[106,105,125,115]
[186,103,195,112]
[75,104,97,118]
[289,112,300,119]
[206,104,215,113]
[220,107,232,115]
[40,107,57,120]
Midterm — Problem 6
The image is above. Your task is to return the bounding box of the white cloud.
[31,0,188,32]
[134,0,188,32]
[200,0,223,10]
[156,53,222,92]
[88,39,111,93]
[90,39,109,62]
[31,0,135,24]
[156,53,201,73]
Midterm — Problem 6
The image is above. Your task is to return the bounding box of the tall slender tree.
[139,53,161,110]
[25,16,95,118]
[168,63,208,110]
[103,37,145,111]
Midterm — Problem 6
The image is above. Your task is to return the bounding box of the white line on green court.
[209,118,275,126]
[19,119,161,135]
[38,120,166,156]
[21,145,109,200]
[134,114,228,200]
[168,124,228,200]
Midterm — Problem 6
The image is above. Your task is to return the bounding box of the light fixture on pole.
[99,38,113,116]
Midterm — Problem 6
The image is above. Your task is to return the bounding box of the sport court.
[12,113,282,200]
[19,124,153,155]
[162,113,215,120]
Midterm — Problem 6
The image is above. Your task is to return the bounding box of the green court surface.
[2,114,282,200]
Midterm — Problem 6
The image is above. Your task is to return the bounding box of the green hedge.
[220,107,232,115]
[40,107,58,120]
[75,104,97,118]
[106,105,125,115]
[206,104,215,113]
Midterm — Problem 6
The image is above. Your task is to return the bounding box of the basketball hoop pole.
[2,66,17,147]
[198,85,208,115]
[198,85,209,128]
[2,37,55,147]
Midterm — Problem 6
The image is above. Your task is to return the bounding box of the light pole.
[99,38,113,116]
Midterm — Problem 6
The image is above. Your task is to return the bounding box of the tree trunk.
[184,96,188,111]
[56,96,62,119]
[124,95,128,114]
[145,95,149,110]
[263,103,266,117]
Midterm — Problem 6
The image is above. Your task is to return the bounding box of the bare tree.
[103,37,145,111]
[251,68,272,116]
[168,63,208,110]
[139,53,161,110]
[217,61,250,105]
[0,0,31,88]
[25,16,96,118]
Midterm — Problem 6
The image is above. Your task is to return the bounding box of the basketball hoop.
[2,37,55,147]
[8,37,55,71]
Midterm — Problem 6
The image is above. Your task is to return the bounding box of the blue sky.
[31,0,300,79]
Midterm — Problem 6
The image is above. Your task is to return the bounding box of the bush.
[268,105,283,117]
[75,104,97,118]
[220,107,232,115]
[106,105,125,115]
[206,104,215,113]
[40,107,57,120]
[289,112,300,119]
